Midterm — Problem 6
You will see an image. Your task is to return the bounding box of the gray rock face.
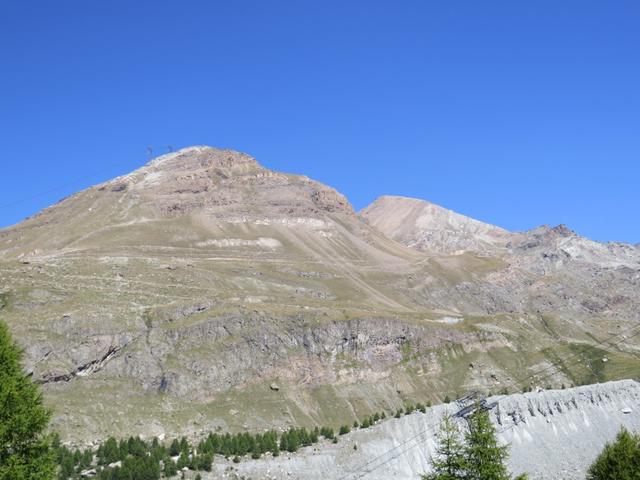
[208,380,640,480]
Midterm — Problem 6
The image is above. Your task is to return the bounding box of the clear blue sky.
[1,1,639,243]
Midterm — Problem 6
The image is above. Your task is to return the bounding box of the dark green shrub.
[587,428,640,479]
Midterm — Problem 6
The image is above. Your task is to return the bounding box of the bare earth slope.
[0,147,639,443]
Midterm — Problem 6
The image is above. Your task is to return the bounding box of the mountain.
[362,195,640,318]
[361,195,510,255]
[1,146,638,443]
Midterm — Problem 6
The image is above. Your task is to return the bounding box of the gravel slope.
[209,380,640,480]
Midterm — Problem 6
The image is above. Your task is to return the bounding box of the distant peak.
[371,195,433,206]
[551,224,575,236]
[360,195,432,216]
[363,195,505,230]
[361,193,510,254]
[530,224,576,238]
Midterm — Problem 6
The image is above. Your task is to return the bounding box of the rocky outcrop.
[37,343,127,384]
[106,313,506,399]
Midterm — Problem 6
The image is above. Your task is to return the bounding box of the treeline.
[54,435,168,480]
[393,401,431,418]
[51,404,430,479]
[50,398,640,480]
[55,434,215,479]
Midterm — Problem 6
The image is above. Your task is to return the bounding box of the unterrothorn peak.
[145,145,261,173]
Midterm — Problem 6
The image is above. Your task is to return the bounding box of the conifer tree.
[168,438,181,457]
[0,321,55,480]
[98,437,120,465]
[176,451,189,470]
[163,457,178,477]
[424,406,527,480]
[587,428,640,480]
[463,407,510,480]
[422,414,466,480]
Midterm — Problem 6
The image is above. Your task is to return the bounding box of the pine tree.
[168,438,181,457]
[78,449,93,469]
[587,428,640,480]
[424,406,527,480]
[163,457,178,477]
[98,437,120,465]
[176,451,189,470]
[422,414,466,480]
[463,406,510,480]
[0,321,55,480]
[178,437,190,454]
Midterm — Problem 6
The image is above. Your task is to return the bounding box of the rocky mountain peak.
[119,146,264,192]
[360,195,510,254]
[0,147,358,259]
[88,146,357,218]
[146,146,261,176]
[527,224,575,238]
[551,224,574,236]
